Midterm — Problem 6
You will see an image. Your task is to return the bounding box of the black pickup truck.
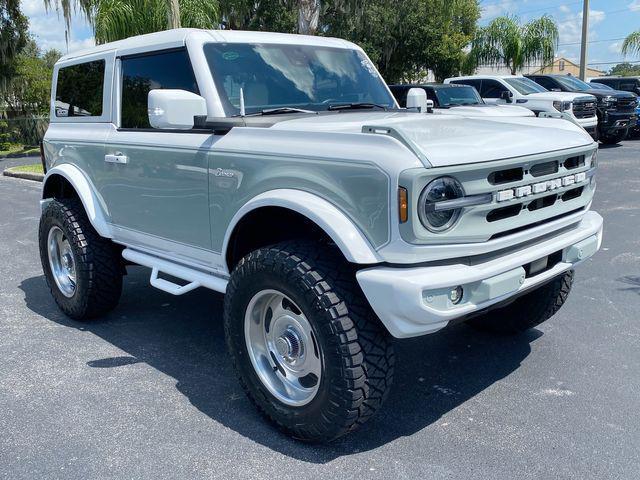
[526,74,637,144]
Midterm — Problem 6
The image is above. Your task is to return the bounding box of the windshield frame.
[202,42,397,116]
[504,77,548,95]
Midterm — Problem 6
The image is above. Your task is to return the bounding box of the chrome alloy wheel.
[47,225,77,298]
[244,290,322,406]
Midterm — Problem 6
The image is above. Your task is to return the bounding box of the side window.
[620,81,636,91]
[391,87,409,107]
[120,49,199,129]
[424,88,438,104]
[55,60,105,117]
[480,79,508,98]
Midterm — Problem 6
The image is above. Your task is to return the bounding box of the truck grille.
[408,147,597,246]
[572,99,596,118]
[616,97,637,113]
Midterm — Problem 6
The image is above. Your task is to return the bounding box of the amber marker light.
[398,187,408,223]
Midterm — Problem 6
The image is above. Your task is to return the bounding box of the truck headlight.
[597,95,615,107]
[553,101,572,111]
[418,176,464,232]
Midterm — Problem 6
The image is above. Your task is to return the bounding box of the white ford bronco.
[40,29,603,442]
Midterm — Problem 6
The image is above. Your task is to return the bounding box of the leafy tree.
[92,0,218,44]
[322,0,479,82]
[469,14,558,75]
[622,31,640,58]
[220,0,297,31]
[1,39,56,115]
[608,62,640,77]
[0,0,29,90]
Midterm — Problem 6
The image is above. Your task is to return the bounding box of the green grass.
[7,163,44,174]
[0,145,39,157]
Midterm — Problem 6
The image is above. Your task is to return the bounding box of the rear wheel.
[39,198,123,320]
[467,271,574,334]
[224,241,394,442]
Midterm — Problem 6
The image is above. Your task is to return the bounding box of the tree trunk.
[167,0,181,29]
[298,0,320,35]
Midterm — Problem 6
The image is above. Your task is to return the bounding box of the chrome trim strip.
[429,193,494,212]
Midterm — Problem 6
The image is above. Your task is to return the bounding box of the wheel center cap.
[276,328,303,361]
[62,253,73,270]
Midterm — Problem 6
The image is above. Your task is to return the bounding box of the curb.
[3,169,44,182]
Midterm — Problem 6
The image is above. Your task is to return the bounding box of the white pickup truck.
[445,75,598,137]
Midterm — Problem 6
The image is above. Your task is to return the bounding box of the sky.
[479,0,640,71]
[21,0,640,72]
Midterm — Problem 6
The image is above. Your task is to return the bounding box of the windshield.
[203,43,396,115]
[435,86,482,106]
[555,76,593,91]
[504,77,548,95]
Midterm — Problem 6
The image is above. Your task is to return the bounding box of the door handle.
[104,153,128,164]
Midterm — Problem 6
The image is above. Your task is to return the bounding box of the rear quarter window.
[55,60,106,117]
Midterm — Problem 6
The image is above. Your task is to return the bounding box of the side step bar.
[122,248,228,295]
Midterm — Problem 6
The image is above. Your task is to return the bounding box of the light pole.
[579,0,589,80]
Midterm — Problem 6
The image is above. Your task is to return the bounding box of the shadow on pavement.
[19,266,540,463]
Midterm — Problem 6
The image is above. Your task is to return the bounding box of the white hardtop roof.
[59,28,359,62]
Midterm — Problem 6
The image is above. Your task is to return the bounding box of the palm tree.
[470,15,558,75]
[44,0,218,44]
[298,0,320,34]
[622,31,640,57]
[43,0,184,33]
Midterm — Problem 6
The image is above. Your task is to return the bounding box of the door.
[101,48,215,265]
[480,79,510,104]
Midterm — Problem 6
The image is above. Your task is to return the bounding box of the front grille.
[408,147,596,246]
[573,100,596,118]
[616,98,637,113]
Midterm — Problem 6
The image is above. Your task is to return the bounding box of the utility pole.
[579,0,589,80]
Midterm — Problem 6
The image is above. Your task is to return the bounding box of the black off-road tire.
[223,241,395,442]
[467,271,574,334]
[600,129,627,145]
[39,198,123,320]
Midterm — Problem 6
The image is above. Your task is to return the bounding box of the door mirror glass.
[147,89,207,130]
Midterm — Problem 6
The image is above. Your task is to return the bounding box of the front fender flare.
[222,189,382,268]
[41,164,113,238]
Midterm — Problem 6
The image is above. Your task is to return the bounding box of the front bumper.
[357,211,603,338]
[575,115,598,129]
[600,111,635,134]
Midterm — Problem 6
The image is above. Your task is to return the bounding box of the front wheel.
[224,241,395,442]
[39,198,123,320]
[600,129,628,145]
[467,271,574,334]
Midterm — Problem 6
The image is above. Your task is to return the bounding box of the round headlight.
[418,176,464,232]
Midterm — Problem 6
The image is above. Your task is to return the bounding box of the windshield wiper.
[327,102,388,111]
[242,107,317,116]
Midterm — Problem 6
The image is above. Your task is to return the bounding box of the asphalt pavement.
[1,142,639,479]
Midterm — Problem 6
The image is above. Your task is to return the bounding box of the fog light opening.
[449,286,463,305]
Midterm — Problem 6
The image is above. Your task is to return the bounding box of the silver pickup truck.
[39,28,603,442]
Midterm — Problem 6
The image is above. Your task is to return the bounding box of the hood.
[272,111,594,167]
[521,91,596,102]
[581,88,637,99]
[439,104,535,117]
